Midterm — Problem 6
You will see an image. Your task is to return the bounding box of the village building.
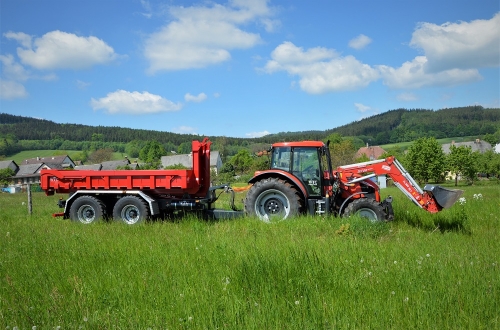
[161,150,222,174]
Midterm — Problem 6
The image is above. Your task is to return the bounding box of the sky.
[0,0,499,139]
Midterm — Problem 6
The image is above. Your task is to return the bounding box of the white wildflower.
[459,197,466,205]
[473,193,483,200]
[391,291,395,295]
[295,300,300,305]
[403,297,409,302]
[426,254,430,258]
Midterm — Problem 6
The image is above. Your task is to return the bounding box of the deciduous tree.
[0,168,15,185]
[405,137,446,183]
[446,145,478,186]
[140,140,166,167]
[230,149,253,174]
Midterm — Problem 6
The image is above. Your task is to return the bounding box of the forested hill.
[1,106,499,148]
[325,106,500,145]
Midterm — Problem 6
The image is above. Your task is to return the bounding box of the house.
[14,163,45,186]
[75,164,103,171]
[441,139,492,154]
[356,145,387,161]
[0,160,19,173]
[101,159,131,170]
[161,150,223,174]
[23,155,76,168]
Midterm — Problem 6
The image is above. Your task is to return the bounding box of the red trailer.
[41,138,242,224]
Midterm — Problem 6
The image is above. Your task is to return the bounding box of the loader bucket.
[424,185,464,209]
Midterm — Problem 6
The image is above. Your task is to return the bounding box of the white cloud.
[184,92,207,103]
[140,0,153,18]
[5,30,118,70]
[90,90,182,114]
[0,79,28,100]
[378,56,482,89]
[348,34,372,50]
[260,18,281,32]
[354,103,371,112]
[0,53,56,98]
[245,130,270,138]
[144,0,275,72]
[397,92,418,101]
[76,80,91,90]
[0,54,29,81]
[172,126,198,134]
[264,41,379,94]
[410,13,500,73]
[3,31,32,48]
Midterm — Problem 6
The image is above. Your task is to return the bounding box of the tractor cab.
[269,141,332,197]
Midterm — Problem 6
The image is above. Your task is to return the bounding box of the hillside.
[1,106,499,157]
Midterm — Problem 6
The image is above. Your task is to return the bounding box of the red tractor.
[244,140,462,222]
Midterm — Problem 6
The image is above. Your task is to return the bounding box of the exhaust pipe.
[424,185,464,209]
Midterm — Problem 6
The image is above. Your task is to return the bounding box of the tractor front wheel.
[244,178,302,223]
[343,198,386,222]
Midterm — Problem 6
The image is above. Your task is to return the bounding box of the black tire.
[112,196,149,225]
[343,198,386,222]
[244,178,302,223]
[69,196,106,224]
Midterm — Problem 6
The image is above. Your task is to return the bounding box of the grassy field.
[8,150,126,164]
[1,184,499,329]
[379,135,478,151]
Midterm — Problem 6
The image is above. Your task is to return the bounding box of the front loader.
[244,141,463,222]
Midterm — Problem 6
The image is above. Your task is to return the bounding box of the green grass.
[8,150,127,164]
[1,185,499,329]
[380,135,479,150]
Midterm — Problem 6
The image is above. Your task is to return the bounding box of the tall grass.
[1,185,498,329]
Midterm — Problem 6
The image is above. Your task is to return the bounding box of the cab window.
[271,147,291,171]
[292,147,321,195]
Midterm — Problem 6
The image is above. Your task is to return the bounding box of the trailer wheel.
[69,196,106,224]
[245,178,302,223]
[343,198,386,222]
[112,196,149,225]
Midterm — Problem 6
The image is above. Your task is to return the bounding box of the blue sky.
[1,0,499,138]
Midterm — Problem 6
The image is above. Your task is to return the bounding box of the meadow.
[9,150,126,164]
[1,184,499,329]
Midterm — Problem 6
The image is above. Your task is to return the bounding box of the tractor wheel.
[69,196,106,224]
[112,196,149,225]
[343,198,386,222]
[244,178,302,223]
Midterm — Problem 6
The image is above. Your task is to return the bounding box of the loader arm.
[336,156,463,213]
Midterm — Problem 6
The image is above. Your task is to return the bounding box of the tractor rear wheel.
[244,178,302,223]
[69,195,106,224]
[112,196,149,225]
[343,198,386,222]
